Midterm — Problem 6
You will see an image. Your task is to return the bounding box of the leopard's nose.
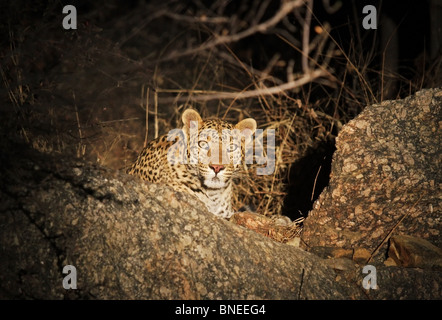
[210,164,225,174]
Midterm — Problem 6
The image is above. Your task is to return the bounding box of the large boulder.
[302,88,441,258]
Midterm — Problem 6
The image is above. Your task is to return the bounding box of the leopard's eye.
[227,144,239,152]
[198,140,210,150]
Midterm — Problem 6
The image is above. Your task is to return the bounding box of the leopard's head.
[181,109,256,189]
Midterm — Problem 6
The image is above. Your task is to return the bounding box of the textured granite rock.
[302,88,441,258]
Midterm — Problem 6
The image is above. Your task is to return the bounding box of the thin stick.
[302,0,313,73]
[144,87,150,148]
[154,89,158,139]
[311,163,322,201]
[73,91,84,158]
[73,92,82,141]
[159,69,327,103]
[366,194,424,264]
[100,117,140,125]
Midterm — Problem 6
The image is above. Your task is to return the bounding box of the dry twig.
[159,69,327,103]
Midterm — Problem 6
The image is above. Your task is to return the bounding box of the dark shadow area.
[282,140,336,221]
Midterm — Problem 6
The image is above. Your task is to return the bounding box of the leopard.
[127,108,257,218]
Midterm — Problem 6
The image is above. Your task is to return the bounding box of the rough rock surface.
[302,88,441,258]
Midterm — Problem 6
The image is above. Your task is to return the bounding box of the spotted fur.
[127,109,256,218]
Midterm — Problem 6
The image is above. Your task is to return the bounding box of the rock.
[352,248,371,264]
[309,247,373,265]
[323,257,356,272]
[388,235,442,270]
[363,266,442,299]
[302,88,442,259]
[310,247,353,259]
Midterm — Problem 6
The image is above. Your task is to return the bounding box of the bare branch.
[302,0,314,73]
[158,69,327,103]
[162,11,231,25]
[153,0,304,63]
[214,50,285,85]
[322,0,342,14]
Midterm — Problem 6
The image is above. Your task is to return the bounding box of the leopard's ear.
[235,118,256,143]
[182,109,202,131]
[235,118,256,134]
